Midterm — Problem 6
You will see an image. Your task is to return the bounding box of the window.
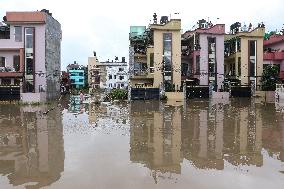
[114,75,117,79]
[208,37,216,78]
[238,57,241,76]
[119,76,124,80]
[109,74,112,79]
[150,53,154,73]
[13,55,20,71]
[0,57,5,67]
[249,40,256,76]
[26,58,33,75]
[79,79,83,82]
[14,26,22,42]
[70,79,75,83]
[121,83,124,87]
[119,68,124,72]
[163,33,172,79]
[196,55,200,74]
[79,72,83,76]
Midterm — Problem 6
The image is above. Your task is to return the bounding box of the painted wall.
[153,30,181,89]
[45,14,62,100]
[0,51,20,68]
[199,34,224,89]
[240,37,263,85]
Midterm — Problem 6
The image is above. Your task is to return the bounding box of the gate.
[0,86,20,101]
[230,86,251,97]
[131,88,160,100]
[186,85,210,99]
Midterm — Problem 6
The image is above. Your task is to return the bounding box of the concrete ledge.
[21,93,46,103]
[211,92,229,99]
[255,91,275,103]
[165,92,184,101]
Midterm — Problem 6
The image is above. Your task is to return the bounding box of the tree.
[261,65,279,91]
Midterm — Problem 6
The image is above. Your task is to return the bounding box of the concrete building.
[88,55,128,90]
[88,52,100,89]
[0,10,62,102]
[224,22,265,87]
[129,14,182,91]
[263,34,284,80]
[182,19,225,90]
[67,62,87,89]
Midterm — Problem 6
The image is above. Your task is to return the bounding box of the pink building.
[0,9,62,102]
[182,19,225,91]
[263,34,284,80]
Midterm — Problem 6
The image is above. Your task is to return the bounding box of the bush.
[261,65,280,91]
[104,89,128,101]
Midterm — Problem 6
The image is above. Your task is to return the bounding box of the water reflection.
[0,105,64,188]
[129,99,284,179]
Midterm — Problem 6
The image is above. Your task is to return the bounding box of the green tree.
[261,65,279,91]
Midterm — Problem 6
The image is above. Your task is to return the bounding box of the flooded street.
[0,98,283,189]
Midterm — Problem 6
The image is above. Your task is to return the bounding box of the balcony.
[0,68,23,78]
[264,52,284,60]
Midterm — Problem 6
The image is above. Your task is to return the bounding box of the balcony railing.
[0,67,23,77]
[264,52,284,60]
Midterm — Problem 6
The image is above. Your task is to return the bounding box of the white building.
[104,63,128,89]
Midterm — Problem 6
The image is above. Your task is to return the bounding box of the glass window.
[119,76,124,80]
[114,75,117,79]
[196,55,200,74]
[26,58,33,75]
[119,68,124,71]
[15,26,22,42]
[238,57,241,76]
[0,57,5,67]
[13,55,20,71]
[79,79,83,82]
[109,74,112,79]
[163,33,172,79]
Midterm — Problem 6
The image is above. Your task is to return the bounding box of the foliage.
[160,94,168,101]
[264,31,276,40]
[261,65,279,91]
[104,89,128,101]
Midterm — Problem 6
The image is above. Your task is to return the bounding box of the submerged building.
[88,54,128,90]
[263,33,284,80]
[182,19,225,90]
[0,10,62,102]
[129,14,182,91]
[224,22,265,87]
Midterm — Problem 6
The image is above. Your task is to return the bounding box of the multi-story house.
[88,54,128,90]
[88,51,100,90]
[224,22,265,87]
[182,19,225,91]
[0,10,62,102]
[263,33,284,80]
[67,62,86,89]
[129,14,181,91]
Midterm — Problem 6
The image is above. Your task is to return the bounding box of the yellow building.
[224,24,265,87]
[129,15,181,91]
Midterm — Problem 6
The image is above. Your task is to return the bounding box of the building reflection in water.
[129,98,284,182]
[0,105,64,188]
[129,101,183,183]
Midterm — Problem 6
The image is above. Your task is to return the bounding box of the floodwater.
[0,97,283,189]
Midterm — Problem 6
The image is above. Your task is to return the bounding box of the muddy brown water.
[0,98,283,189]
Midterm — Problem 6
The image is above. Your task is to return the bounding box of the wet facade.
[0,10,62,102]
[0,98,283,188]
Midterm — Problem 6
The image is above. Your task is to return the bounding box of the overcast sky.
[1,0,284,70]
